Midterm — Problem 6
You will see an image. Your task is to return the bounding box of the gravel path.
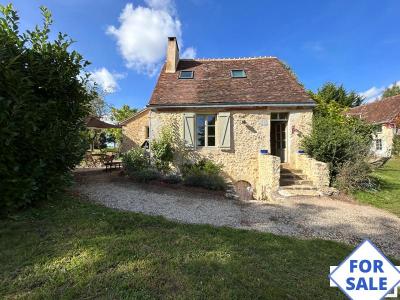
[73,169,400,258]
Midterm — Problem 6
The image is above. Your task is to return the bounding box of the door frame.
[270,113,289,163]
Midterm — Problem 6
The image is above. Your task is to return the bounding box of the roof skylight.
[231,70,246,78]
[179,70,194,79]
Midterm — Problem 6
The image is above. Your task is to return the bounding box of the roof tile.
[346,94,400,124]
[148,57,313,106]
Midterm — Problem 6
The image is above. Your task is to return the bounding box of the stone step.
[279,184,317,190]
[278,188,322,197]
[280,168,303,175]
[280,179,313,186]
[280,173,307,180]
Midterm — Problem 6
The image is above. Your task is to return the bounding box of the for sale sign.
[329,240,400,300]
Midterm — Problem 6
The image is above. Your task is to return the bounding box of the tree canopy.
[107,104,137,146]
[0,4,95,212]
[382,83,400,99]
[309,82,364,114]
[110,105,137,123]
[302,82,374,190]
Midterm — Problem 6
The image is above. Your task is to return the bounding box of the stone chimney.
[165,37,179,73]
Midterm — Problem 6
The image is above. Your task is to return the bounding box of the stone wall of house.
[121,111,149,152]
[256,153,281,200]
[287,110,313,163]
[289,111,330,189]
[150,109,271,188]
[372,124,395,157]
[150,108,314,198]
[294,153,330,189]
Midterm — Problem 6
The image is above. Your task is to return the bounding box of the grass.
[0,195,360,299]
[354,157,400,217]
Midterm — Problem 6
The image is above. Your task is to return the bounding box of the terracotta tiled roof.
[148,57,314,106]
[346,94,400,124]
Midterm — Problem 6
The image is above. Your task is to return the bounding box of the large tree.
[302,82,373,190]
[0,4,96,212]
[382,83,400,98]
[89,92,110,118]
[309,82,364,114]
[108,104,137,146]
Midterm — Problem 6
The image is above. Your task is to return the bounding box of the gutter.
[147,101,316,109]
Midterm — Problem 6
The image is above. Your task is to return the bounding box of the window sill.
[196,146,218,150]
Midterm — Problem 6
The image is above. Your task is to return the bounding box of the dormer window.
[179,70,194,79]
[231,69,246,78]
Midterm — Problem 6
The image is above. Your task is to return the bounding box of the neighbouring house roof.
[346,94,400,124]
[85,116,121,129]
[148,57,314,107]
[120,108,149,125]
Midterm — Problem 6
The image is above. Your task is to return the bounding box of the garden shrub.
[301,102,374,189]
[183,173,227,191]
[151,127,174,173]
[122,148,160,183]
[181,159,223,177]
[0,5,95,212]
[335,160,375,192]
[162,174,182,184]
[122,148,150,173]
[393,135,400,157]
[130,168,161,183]
[182,159,227,191]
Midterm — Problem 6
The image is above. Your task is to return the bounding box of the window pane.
[208,136,215,146]
[231,70,246,78]
[279,113,288,120]
[198,136,205,146]
[196,116,205,146]
[271,113,278,120]
[207,115,216,125]
[179,71,194,79]
[208,126,215,136]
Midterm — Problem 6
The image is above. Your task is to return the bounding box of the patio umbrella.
[85,116,121,151]
[85,116,121,129]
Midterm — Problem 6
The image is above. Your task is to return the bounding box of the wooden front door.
[271,121,287,162]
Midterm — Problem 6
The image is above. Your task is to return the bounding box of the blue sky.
[4,0,400,108]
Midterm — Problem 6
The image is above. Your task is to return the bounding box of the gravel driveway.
[73,169,400,258]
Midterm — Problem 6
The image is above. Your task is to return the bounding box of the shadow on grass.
[0,195,352,299]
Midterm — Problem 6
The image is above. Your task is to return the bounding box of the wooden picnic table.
[104,160,122,172]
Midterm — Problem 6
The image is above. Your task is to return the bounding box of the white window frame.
[231,69,246,78]
[196,114,217,147]
[179,70,194,79]
[271,112,289,121]
[376,124,383,134]
[376,139,383,151]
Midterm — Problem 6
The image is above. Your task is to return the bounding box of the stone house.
[123,37,329,199]
[120,108,150,152]
[346,95,400,158]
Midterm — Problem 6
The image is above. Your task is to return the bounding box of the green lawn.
[0,195,356,299]
[354,157,400,217]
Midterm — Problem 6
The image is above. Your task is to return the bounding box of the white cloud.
[107,1,196,76]
[181,47,197,59]
[144,0,176,15]
[359,86,385,103]
[359,81,400,103]
[90,68,125,93]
